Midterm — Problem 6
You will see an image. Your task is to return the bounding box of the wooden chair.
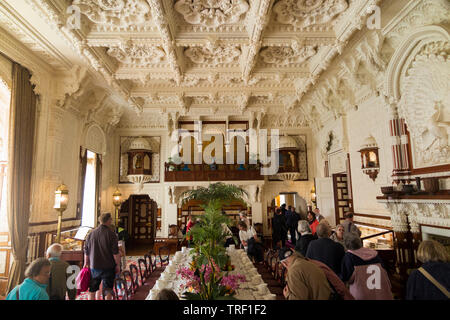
[147,250,158,272]
[122,270,136,295]
[144,254,153,274]
[101,284,117,300]
[138,258,149,283]
[114,277,130,300]
[159,246,170,268]
[129,264,141,288]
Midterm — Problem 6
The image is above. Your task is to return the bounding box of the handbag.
[76,267,91,294]
[15,285,21,300]
[418,267,450,298]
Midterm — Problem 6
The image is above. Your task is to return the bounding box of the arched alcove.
[83,123,107,156]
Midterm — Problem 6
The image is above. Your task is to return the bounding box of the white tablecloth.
[146,247,276,300]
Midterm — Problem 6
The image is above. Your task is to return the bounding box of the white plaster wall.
[346,95,393,215]
[312,94,393,217]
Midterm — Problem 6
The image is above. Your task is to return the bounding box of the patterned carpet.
[76,255,171,300]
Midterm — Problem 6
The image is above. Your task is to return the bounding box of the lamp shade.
[54,183,69,211]
[113,188,122,207]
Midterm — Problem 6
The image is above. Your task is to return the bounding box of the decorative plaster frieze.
[184,45,241,66]
[107,43,166,66]
[260,45,317,66]
[398,41,450,168]
[380,198,450,232]
[273,0,349,28]
[174,0,250,28]
[72,0,152,28]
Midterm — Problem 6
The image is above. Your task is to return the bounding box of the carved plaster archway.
[384,25,450,102]
[83,122,107,156]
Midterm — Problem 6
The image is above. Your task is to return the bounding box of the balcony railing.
[164,163,265,182]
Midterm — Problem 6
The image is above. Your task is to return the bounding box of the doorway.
[332,173,353,225]
[120,195,157,246]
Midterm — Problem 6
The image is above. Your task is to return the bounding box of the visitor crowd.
[5,208,449,300]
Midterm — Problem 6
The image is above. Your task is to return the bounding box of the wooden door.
[315,177,336,226]
[332,173,353,225]
[129,195,157,245]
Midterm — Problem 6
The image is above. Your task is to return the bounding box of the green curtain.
[6,63,37,293]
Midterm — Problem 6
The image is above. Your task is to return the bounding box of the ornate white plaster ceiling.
[0,0,384,120]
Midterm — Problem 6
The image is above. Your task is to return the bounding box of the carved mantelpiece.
[377,196,450,233]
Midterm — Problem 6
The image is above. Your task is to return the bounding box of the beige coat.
[286,253,332,300]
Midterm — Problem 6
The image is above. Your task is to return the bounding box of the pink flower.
[220,273,246,291]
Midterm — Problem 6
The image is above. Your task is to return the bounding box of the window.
[81,150,98,228]
[0,79,11,232]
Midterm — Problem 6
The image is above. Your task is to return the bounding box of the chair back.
[122,270,136,294]
[159,246,170,267]
[144,254,153,274]
[114,277,129,300]
[138,258,149,283]
[148,250,157,271]
[129,264,140,287]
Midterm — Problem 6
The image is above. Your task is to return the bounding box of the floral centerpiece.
[177,183,249,300]
[177,258,246,300]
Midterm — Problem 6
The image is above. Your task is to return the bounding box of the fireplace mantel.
[377,196,450,233]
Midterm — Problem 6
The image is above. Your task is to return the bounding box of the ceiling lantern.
[127,137,153,190]
[276,134,301,181]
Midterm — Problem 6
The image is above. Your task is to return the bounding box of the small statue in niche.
[288,152,296,169]
[134,154,143,169]
[144,154,151,170]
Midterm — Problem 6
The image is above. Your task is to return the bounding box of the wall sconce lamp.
[310,185,317,207]
[54,183,69,243]
[112,188,122,227]
[358,135,380,182]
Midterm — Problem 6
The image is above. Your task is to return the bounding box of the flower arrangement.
[176,183,249,300]
[177,258,246,300]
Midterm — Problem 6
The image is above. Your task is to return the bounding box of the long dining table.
[146,246,277,300]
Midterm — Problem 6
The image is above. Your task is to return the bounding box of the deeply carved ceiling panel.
[273,0,349,28]
[174,0,250,27]
[73,0,152,27]
[260,45,317,65]
[107,43,167,66]
[184,45,241,66]
[0,0,388,122]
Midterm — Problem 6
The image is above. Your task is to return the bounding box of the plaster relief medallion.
[260,46,316,65]
[107,44,166,66]
[73,0,152,27]
[174,0,250,27]
[185,45,241,65]
[399,41,450,168]
[273,0,348,28]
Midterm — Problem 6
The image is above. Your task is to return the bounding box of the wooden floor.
[126,243,154,256]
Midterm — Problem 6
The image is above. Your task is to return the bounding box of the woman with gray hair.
[340,232,393,300]
[6,258,51,300]
[295,220,316,257]
[46,243,76,300]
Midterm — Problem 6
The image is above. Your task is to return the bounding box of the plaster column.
[385,96,411,183]
[251,202,263,224]
[163,186,178,238]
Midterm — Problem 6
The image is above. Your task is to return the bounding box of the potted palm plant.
[181,183,248,270]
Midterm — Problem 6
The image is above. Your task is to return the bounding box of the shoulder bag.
[418,267,450,298]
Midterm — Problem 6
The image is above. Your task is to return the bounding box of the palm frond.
[181,182,248,207]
